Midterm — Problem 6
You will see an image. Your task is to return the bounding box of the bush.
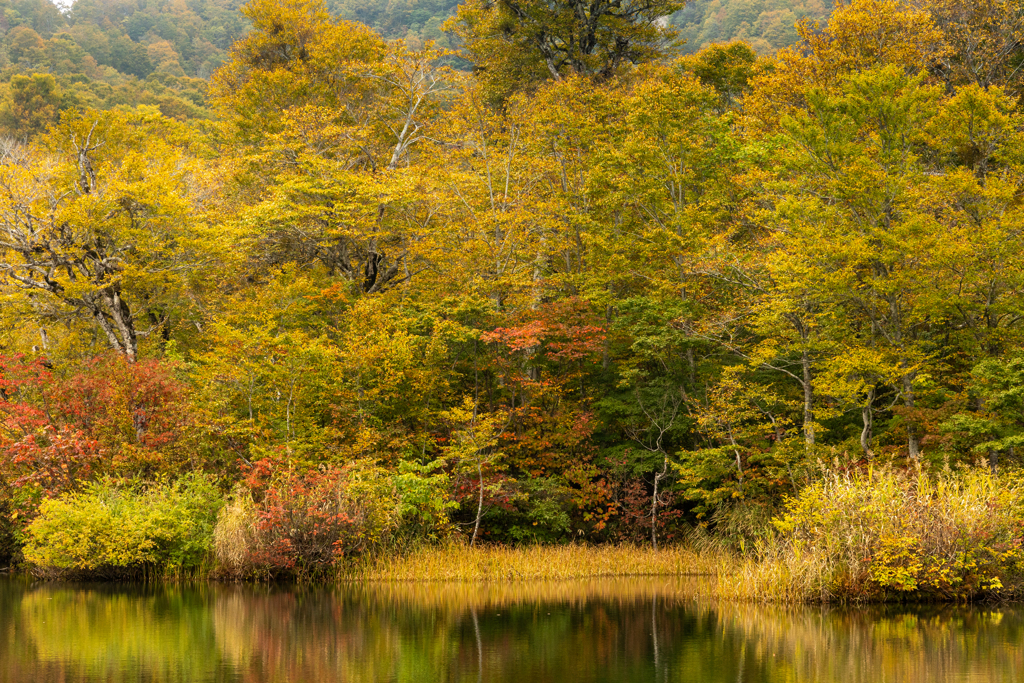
[23,474,223,579]
[213,458,452,580]
[723,465,1024,602]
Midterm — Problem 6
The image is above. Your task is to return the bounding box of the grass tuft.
[212,493,260,579]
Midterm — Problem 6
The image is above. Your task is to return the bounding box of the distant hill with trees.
[325,0,837,54]
[0,0,834,139]
[327,0,458,47]
[0,0,248,134]
[672,0,835,54]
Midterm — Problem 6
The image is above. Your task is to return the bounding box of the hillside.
[326,0,838,55]
[673,0,835,54]
[0,0,836,139]
[327,0,459,47]
[0,0,247,133]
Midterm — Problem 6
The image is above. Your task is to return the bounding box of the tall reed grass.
[343,575,716,611]
[348,540,732,582]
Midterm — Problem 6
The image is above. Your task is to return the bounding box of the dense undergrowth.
[721,466,1024,603]
[16,461,1024,606]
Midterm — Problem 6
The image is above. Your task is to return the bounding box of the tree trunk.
[471,462,484,546]
[901,369,920,459]
[727,428,744,484]
[801,350,815,446]
[860,386,875,459]
[651,455,668,550]
[91,290,138,362]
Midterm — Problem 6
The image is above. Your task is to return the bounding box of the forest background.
[0,0,834,138]
[1,0,1023,594]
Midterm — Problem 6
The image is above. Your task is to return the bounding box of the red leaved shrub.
[215,457,405,579]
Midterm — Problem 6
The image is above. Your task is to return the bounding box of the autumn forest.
[0,0,1023,596]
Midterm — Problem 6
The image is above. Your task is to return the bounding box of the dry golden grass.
[344,575,717,612]
[212,495,259,578]
[716,549,837,603]
[347,541,733,582]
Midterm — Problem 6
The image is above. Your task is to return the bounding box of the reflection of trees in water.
[209,584,1024,683]
[208,578,749,683]
[213,586,419,682]
[706,603,1024,683]
[1,578,1024,683]
[0,581,226,683]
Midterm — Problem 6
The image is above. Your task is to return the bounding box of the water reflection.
[0,576,1022,682]
[0,580,229,682]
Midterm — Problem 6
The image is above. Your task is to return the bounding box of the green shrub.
[23,474,223,579]
[723,465,1024,602]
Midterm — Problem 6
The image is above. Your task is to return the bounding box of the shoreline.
[10,542,1023,605]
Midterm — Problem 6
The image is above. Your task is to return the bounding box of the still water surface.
[0,576,1022,682]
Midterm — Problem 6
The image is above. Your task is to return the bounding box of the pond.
[0,576,1021,682]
